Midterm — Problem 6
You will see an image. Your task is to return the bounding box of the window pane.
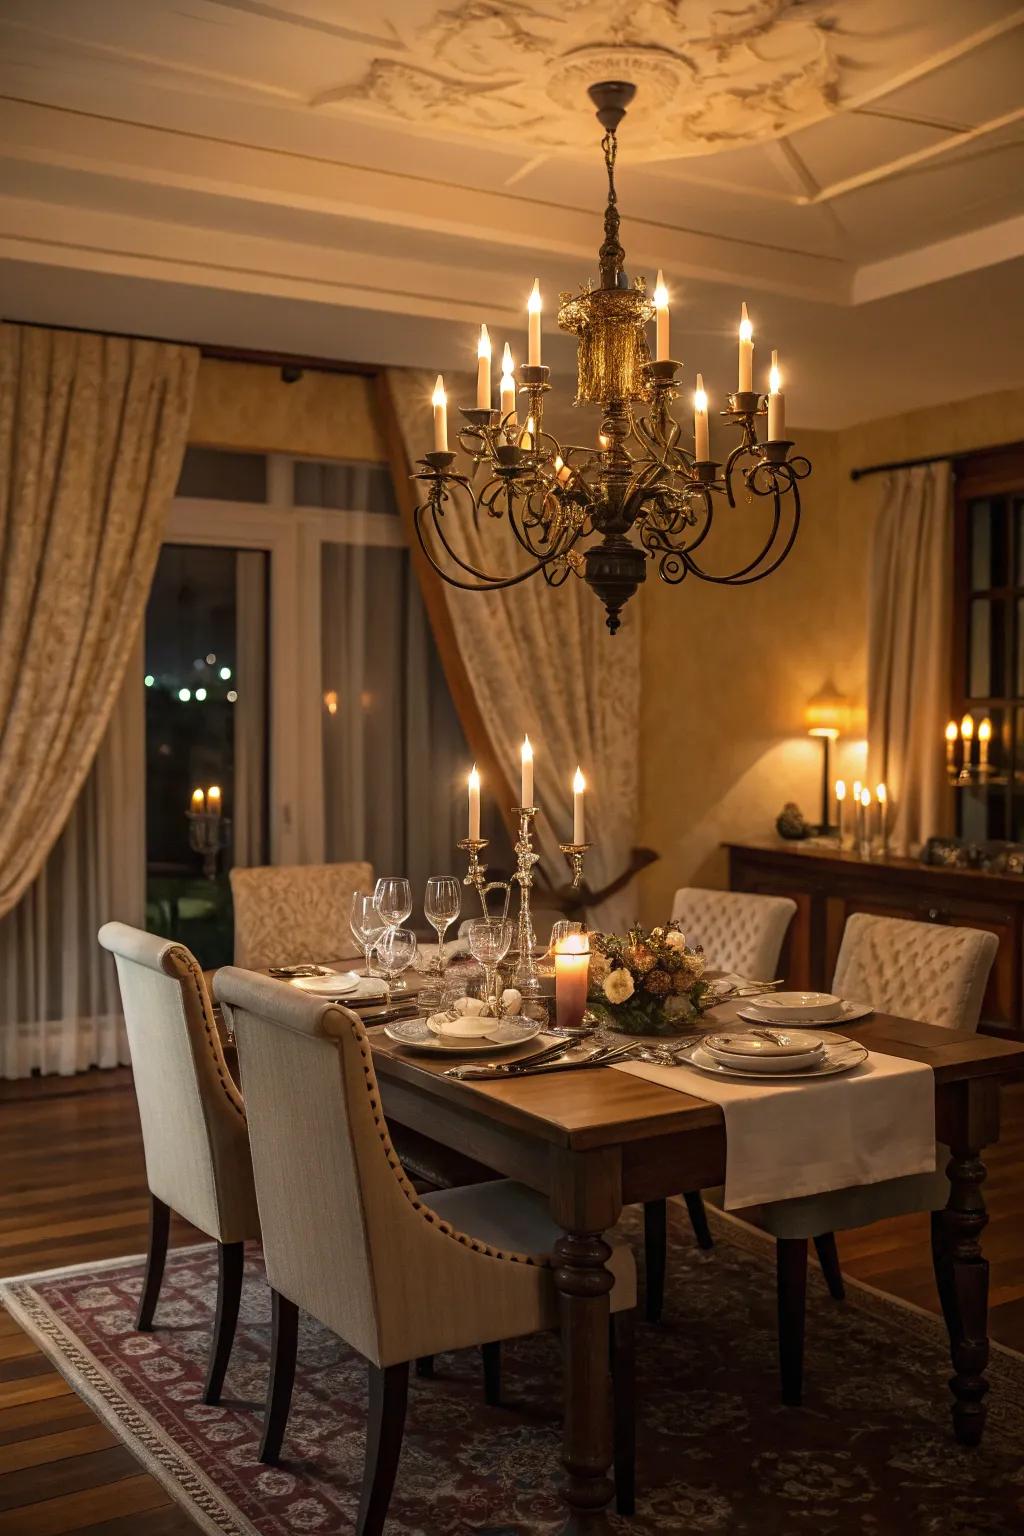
[968,598,1005,698]
[294,460,397,513]
[176,447,267,502]
[969,498,1007,589]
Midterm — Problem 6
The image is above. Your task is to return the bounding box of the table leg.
[940,1143,990,1446]
[553,1230,615,1535]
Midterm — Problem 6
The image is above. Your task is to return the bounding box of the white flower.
[603,968,635,1005]
[665,931,687,951]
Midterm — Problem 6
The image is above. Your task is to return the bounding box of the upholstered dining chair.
[229,861,374,970]
[757,912,999,1406]
[644,887,798,1321]
[214,967,638,1530]
[98,922,261,1405]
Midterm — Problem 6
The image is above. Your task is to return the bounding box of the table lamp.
[805,681,851,834]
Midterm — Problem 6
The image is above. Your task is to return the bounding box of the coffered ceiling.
[1,0,1022,427]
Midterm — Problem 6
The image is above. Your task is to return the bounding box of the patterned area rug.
[3,1205,1024,1536]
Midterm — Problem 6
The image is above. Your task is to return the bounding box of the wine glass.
[374,927,417,1004]
[465,918,513,1015]
[350,892,385,978]
[374,877,412,929]
[425,876,461,974]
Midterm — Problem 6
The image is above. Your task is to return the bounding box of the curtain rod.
[849,442,1022,482]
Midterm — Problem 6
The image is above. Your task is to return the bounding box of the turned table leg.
[941,1144,990,1446]
[553,1231,615,1535]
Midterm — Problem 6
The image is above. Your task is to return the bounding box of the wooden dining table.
[369,1008,1024,1535]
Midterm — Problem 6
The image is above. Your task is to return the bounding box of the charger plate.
[677,1034,868,1082]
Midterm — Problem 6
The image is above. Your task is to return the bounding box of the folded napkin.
[614,1045,936,1211]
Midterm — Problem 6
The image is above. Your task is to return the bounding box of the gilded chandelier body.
[412,81,810,634]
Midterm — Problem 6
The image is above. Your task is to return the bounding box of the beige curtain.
[867,463,953,856]
[0,324,199,918]
[387,367,641,929]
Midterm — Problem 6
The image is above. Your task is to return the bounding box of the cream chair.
[645,887,798,1320]
[215,968,637,1529]
[759,912,999,1405]
[229,861,374,970]
[98,922,260,1405]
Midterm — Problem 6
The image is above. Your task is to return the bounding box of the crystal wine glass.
[374,876,413,929]
[465,917,514,1016]
[350,892,386,978]
[424,876,461,975]
[374,927,418,1005]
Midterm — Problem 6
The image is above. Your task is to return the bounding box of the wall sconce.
[805,680,851,833]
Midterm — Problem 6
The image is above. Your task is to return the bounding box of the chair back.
[831,913,997,1032]
[97,922,258,1244]
[670,887,797,979]
[229,861,373,969]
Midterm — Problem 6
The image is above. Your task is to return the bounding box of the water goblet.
[374,876,413,929]
[425,876,461,975]
[351,891,386,978]
[465,918,513,1016]
[374,927,418,1005]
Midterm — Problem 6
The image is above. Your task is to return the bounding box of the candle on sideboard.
[694,374,710,459]
[207,785,222,817]
[768,349,785,440]
[876,782,888,851]
[738,303,753,392]
[476,324,491,410]
[835,779,846,845]
[654,270,670,362]
[945,719,958,771]
[468,764,481,841]
[979,716,992,771]
[528,279,542,367]
[573,766,586,843]
[432,374,448,452]
[857,785,870,849]
[852,780,862,805]
[499,343,516,425]
[555,932,590,1034]
[190,787,205,815]
[960,713,974,770]
[520,735,534,808]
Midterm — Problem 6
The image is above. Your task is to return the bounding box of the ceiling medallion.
[412,82,810,635]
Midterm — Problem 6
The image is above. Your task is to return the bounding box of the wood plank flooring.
[1,1067,1022,1532]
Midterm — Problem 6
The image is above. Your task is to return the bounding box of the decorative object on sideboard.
[804,680,850,834]
[187,786,228,881]
[921,837,1024,875]
[775,802,812,840]
[411,81,810,634]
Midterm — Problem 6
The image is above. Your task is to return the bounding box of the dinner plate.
[291,972,387,1002]
[677,1035,868,1081]
[384,1017,543,1054]
[704,1028,824,1058]
[737,999,873,1026]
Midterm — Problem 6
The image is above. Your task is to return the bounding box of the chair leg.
[259,1290,299,1465]
[643,1200,666,1324]
[136,1194,170,1331]
[777,1237,808,1407]
[357,1361,410,1536]
[930,1209,962,1345]
[683,1191,714,1252]
[203,1241,245,1406]
[813,1232,845,1300]
[481,1341,501,1406]
[610,1311,636,1518]
[414,1356,435,1379]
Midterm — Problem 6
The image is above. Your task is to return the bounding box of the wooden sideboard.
[726,839,1024,1039]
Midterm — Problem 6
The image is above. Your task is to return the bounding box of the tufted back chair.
[832,913,997,1032]
[670,887,797,980]
[229,861,373,969]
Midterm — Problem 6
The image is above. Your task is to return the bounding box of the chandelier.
[413,81,811,634]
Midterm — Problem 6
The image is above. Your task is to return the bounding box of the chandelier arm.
[417,485,543,586]
[506,485,577,562]
[413,506,574,593]
[683,483,802,586]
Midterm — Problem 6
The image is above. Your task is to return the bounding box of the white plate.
[737,999,873,1026]
[291,972,387,1001]
[384,1017,543,1054]
[745,991,843,1023]
[705,1046,824,1074]
[678,1035,868,1081]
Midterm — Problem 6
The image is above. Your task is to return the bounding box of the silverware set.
[444,1039,636,1082]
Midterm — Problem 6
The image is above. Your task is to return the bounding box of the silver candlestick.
[511,806,542,998]
[456,837,511,920]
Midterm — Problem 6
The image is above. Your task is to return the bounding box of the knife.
[444,1041,635,1081]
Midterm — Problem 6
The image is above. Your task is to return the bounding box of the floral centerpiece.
[587,921,714,1036]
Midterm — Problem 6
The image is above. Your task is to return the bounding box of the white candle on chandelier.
[572,766,586,843]
[521,415,535,450]
[520,735,534,808]
[694,374,709,460]
[528,279,542,367]
[768,349,785,440]
[499,343,517,425]
[554,455,572,486]
[738,303,753,392]
[468,764,481,841]
[432,374,448,453]
[654,270,670,362]
[476,325,491,411]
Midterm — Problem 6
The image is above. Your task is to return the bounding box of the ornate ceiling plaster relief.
[312,0,849,160]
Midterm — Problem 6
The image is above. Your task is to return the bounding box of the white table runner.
[614,1043,936,1211]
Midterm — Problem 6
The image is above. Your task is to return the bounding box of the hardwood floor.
[1,1068,1023,1532]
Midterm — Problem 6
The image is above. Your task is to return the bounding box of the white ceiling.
[1,0,1022,428]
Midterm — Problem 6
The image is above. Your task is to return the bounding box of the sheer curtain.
[867,463,954,856]
[0,640,144,1078]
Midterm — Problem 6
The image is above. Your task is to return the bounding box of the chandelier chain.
[598,129,624,289]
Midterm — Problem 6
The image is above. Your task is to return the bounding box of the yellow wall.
[188,358,386,460]
[638,387,1024,921]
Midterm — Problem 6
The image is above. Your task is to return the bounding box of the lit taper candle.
[945,719,958,771]
[573,766,586,843]
[835,778,846,844]
[876,782,888,850]
[520,735,534,808]
[739,302,753,392]
[190,787,205,814]
[207,785,222,817]
[499,343,516,425]
[476,324,491,410]
[979,716,992,770]
[961,713,974,770]
[528,279,542,366]
[468,764,481,841]
[694,374,709,460]
[768,349,785,440]
[432,374,448,452]
[654,270,669,362]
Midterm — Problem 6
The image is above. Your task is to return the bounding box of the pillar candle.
[191,787,205,815]
[520,735,534,808]
[573,766,586,843]
[432,374,448,452]
[468,764,481,841]
[555,933,590,1033]
[768,349,785,440]
[654,270,669,362]
[835,779,845,845]
[500,343,516,425]
[476,325,491,410]
[207,785,222,816]
[527,279,541,366]
[694,374,709,460]
[739,303,753,392]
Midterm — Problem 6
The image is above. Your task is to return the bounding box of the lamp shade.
[805,680,851,740]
